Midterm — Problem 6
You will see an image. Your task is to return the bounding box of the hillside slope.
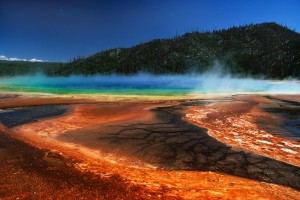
[0,61,64,77]
[46,23,300,78]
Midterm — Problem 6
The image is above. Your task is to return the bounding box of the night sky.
[1,0,299,62]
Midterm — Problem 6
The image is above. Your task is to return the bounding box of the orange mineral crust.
[4,125,299,200]
[185,95,300,167]
[0,94,98,108]
[1,94,300,199]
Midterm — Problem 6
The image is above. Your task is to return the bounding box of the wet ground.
[259,96,300,142]
[0,105,69,128]
[1,94,300,199]
[57,103,300,190]
[1,101,300,191]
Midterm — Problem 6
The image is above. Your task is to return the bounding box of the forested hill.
[0,61,63,77]
[47,22,300,78]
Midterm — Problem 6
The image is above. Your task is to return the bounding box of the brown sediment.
[1,94,300,199]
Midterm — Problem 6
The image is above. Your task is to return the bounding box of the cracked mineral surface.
[0,94,299,199]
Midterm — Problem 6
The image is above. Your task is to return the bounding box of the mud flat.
[0,93,300,199]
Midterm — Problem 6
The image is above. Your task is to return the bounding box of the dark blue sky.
[1,0,299,62]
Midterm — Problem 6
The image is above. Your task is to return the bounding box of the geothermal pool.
[1,74,300,199]
[0,74,299,95]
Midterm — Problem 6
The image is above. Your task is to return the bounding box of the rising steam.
[0,62,299,95]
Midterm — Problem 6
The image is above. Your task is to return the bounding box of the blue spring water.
[0,74,299,95]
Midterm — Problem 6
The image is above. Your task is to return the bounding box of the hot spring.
[0,74,299,96]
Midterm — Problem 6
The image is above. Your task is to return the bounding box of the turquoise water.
[0,74,299,96]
